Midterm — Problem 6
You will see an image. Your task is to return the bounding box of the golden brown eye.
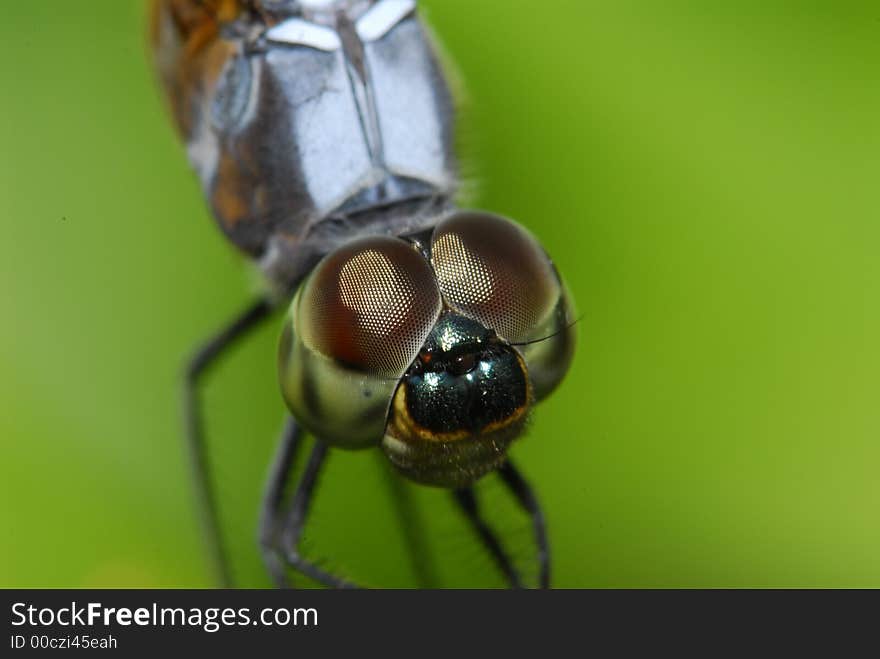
[295,236,442,377]
[430,212,561,343]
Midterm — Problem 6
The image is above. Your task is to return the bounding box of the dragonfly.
[149,0,576,588]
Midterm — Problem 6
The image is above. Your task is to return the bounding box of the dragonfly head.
[278,211,576,487]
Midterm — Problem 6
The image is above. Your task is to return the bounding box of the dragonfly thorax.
[153,0,456,289]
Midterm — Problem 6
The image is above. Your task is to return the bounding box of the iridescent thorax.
[151,0,456,289]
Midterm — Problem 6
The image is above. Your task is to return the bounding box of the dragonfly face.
[279,211,575,486]
[152,0,577,587]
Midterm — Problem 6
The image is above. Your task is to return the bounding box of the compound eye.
[296,236,442,378]
[430,212,561,343]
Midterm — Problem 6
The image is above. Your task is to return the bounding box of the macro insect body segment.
[151,0,576,588]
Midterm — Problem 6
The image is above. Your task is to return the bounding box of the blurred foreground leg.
[183,297,273,587]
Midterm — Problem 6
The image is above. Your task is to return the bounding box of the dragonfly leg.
[497,460,551,589]
[258,416,304,588]
[453,488,524,589]
[274,440,363,588]
[183,296,274,588]
[382,458,439,588]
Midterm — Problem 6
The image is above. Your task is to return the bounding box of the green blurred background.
[1,1,878,588]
